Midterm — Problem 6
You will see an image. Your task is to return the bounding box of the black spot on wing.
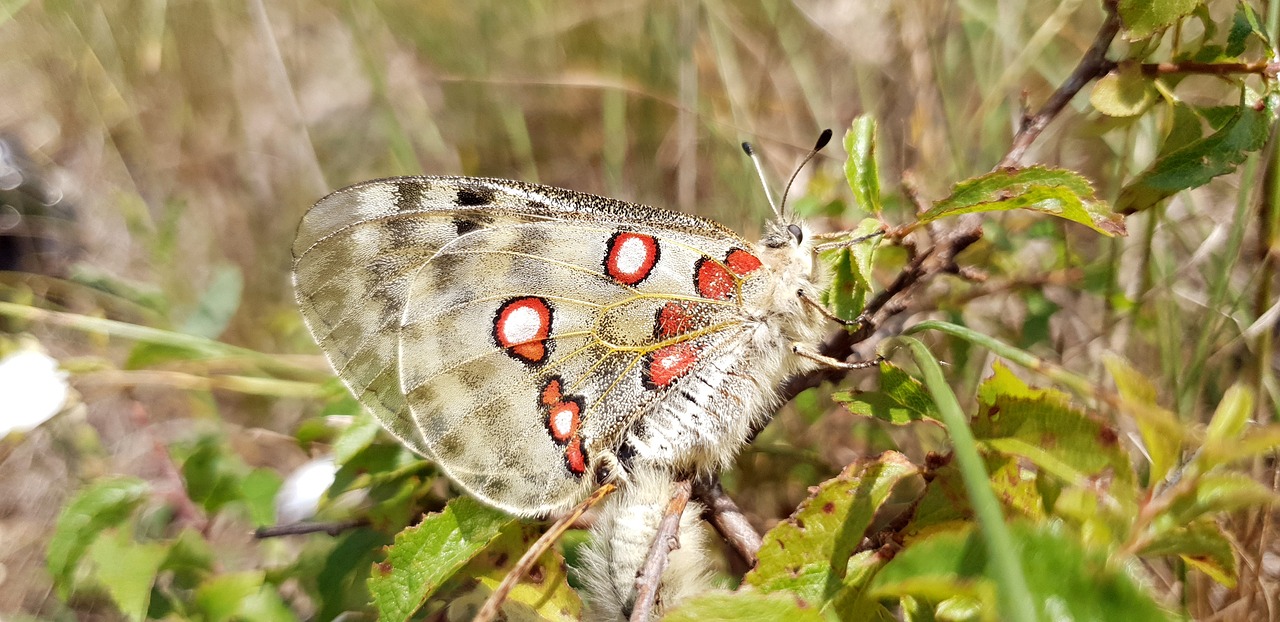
[454,218,480,236]
[456,184,496,206]
[393,179,429,212]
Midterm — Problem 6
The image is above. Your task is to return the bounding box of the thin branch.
[692,479,761,565]
[1139,60,1280,77]
[254,518,370,538]
[999,2,1122,169]
[474,484,616,622]
[629,479,693,622]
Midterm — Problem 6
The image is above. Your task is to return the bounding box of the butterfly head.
[758,216,819,281]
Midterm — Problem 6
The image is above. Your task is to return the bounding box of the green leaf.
[368,496,513,621]
[1203,383,1253,447]
[1103,354,1180,484]
[1139,519,1237,587]
[47,477,150,595]
[447,522,583,621]
[920,166,1126,236]
[821,219,882,321]
[1226,1,1270,57]
[844,115,883,216]
[332,410,383,465]
[663,591,831,622]
[834,360,939,425]
[975,364,1136,494]
[1118,0,1201,40]
[180,263,243,339]
[195,571,295,622]
[86,528,171,621]
[178,436,247,515]
[241,468,283,527]
[1090,65,1157,117]
[1116,92,1277,214]
[872,523,1173,621]
[1163,472,1279,526]
[745,451,919,610]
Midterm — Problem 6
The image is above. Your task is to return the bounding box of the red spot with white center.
[695,258,734,300]
[604,232,660,285]
[726,248,762,276]
[493,297,553,364]
[547,400,580,442]
[538,377,588,476]
[643,343,699,389]
[654,301,695,340]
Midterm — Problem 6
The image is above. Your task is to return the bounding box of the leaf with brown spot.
[744,452,919,620]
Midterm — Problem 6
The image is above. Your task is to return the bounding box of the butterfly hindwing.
[399,220,764,514]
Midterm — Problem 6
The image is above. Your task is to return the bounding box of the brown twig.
[1138,60,1280,77]
[253,518,370,538]
[692,479,761,565]
[999,1,1122,169]
[475,484,616,622]
[629,479,693,622]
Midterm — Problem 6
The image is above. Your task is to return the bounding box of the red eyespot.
[564,437,588,475]
[654,301,696,340]
[604,231,660,286]
[493,297,553,364]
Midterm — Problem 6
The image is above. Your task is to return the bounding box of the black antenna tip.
[814,129,833,151]
[741,142,755,156]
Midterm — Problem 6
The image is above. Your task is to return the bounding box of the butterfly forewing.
[293,176,769,515]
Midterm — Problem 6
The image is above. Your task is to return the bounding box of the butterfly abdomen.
[578,465,713,621]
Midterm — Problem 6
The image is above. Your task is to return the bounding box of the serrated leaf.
[745,451,919,609]
[663,590,831,622]
[844,115,882,216]
[975,364,1136,495]
[1117,92,1277,214]
[1118,0,1201,40]
[835,360,939,425]
[47,477,150,595]
[1226,1,1270,57]
[87,528,171,621]
[1139,519,1237,587]
[821,218,883,321]
[368,496,513,621]
[1104,354,1180,484]
[1090,65,1156,117]
[872,523,1173,621]
[921,166,1126,236]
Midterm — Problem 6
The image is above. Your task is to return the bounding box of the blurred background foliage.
[0,0,1277,620]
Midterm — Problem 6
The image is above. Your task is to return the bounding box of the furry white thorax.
[578,466,714,621]
[613,217,830,477]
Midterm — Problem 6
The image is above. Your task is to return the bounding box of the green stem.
[892,336,1039,622]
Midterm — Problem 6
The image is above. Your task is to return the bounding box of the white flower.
[0,346,69,438]
[275,456,337,523]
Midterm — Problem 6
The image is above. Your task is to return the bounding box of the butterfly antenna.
[778,128,833,215]
[741,141,782,219]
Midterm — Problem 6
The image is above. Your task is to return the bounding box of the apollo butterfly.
[291,131,877,617]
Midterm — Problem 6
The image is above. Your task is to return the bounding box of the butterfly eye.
[787,224,804,243]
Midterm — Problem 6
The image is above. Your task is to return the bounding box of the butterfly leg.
[797,289,869,329]
[792,343,882,371]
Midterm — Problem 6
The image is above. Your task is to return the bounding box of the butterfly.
[291,132,876,518]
